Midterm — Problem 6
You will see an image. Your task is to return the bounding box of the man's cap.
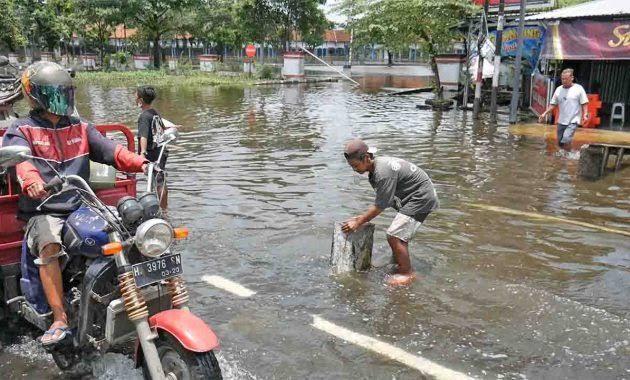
[344,138,377,159]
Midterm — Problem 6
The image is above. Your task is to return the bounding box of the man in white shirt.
[539,68,589,150]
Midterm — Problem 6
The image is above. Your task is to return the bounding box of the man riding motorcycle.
[1,61,148,346]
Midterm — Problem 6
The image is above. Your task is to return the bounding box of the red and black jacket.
[2,111,147,220]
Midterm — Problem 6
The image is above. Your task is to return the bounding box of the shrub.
[257,64,274,80]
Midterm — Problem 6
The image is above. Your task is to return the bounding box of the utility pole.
[509,0,527,124]
[473,0,490,119]
[345,1,355,69]
[490,0,505,120]
[462,21,473,110]
[346,27,354,69]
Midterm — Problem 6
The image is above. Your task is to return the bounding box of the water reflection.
[355,75,432,92]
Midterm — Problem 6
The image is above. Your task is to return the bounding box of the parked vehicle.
[0,55,21,123]
[0,56,222,379]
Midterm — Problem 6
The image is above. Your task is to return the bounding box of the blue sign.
[489,25,546,69]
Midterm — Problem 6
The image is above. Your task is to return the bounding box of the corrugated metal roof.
[526,0,630,20]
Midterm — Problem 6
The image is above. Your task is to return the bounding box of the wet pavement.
[1,79,628,379]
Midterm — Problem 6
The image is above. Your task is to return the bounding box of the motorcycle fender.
[149,309,219,352]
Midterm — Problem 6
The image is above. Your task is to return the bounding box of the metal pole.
[490,0,505,120]
[473,0,490,119]
[347,27,354,69]
[298,46,360,86]
[509,0,527,123]
[462,20,473,110]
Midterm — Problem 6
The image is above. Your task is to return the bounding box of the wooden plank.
[383,87,433,96]
[254,77,339,86]
[590,143,630,148]
[509,123,630,146]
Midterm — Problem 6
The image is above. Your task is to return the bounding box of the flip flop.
[40,326,71,346]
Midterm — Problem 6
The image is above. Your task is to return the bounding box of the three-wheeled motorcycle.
[0,56,222,379]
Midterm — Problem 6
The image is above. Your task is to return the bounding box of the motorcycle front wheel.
[142,332,222,380]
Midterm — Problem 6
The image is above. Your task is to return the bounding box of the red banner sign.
[530,71,554,116]
[542,20,630,60]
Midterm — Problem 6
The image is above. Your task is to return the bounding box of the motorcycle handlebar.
[43,177,63,192]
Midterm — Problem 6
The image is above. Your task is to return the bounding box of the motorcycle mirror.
[0,56,8,67]
[0,145,31,167]
[163,127,179,143]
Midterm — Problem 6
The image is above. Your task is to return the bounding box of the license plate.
[132,254,182,288]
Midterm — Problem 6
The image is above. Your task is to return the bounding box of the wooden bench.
[600,143,628,175]
[578,143,629,179]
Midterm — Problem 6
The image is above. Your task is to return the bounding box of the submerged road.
[2,81,628,379]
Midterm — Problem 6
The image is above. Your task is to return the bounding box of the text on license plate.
[132,254,182,288]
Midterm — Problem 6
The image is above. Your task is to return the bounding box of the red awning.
[541,19,630,60]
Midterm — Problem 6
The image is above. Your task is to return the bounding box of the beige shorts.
[25,215,64,255]
[386,213,423,242]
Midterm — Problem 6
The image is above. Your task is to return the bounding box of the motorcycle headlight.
[135,219,173,258]
[117,196,143,227]
[139,193,160,220]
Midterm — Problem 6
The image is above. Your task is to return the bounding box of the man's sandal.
[40,326,71,346]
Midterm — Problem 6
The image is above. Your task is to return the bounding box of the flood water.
[1,79,629,379]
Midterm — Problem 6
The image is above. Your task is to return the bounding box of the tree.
[0,0,27,51]
[126,0,197,68]
[347,0,408,66]
[77,0,124,66]
[195,0,242,60]
[299,6,330,49]
[15,0,74,53]
[171,8,198,60]
[268,0,327,51]
[236,0,279,62]
[331,0,369,23]
[233,0,329,58]
[357,0,477,96]
[331,0,371,64]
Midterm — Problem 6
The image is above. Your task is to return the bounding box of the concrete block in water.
[578,145,604,180]
[330,222,374,274]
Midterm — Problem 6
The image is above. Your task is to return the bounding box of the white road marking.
[200,276,472,377]
[202,275,256,298]
[311,315,473,380]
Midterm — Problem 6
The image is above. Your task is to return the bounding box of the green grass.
[557,0,590,6]
[74,70,259,88]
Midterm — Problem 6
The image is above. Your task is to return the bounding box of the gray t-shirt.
[368,156,439,220]
[550,83,588,125]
